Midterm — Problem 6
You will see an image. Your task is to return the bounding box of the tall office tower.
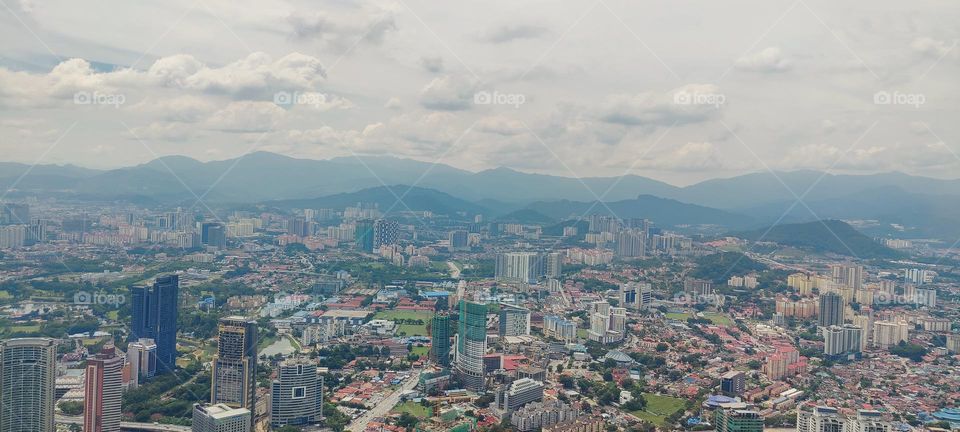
[354,219,375,252]
[211,316,258,424]
[372,219,399,249]
[270,359,324,428]
[448,230,469,251]
[498,304,531,337]
[818,292,844,327]
[192,404,251,432]
[130,275,180,373]
[831,264,864,290]
[714,409,763,432]
[683,278,713,296]
[0,338,57,432]
[544,252,563,278]
[495,252,545,284]
[873,321,909,349]
[0,203,29,225]
[822,325,863,357]
[127,338,158,387]
[454,301,487,392]
[615,229,646,258]
[84,345,124,432]
[431,314,451,367]
[620,282,652,310]
[287,216,309,237]
[199,222,227,249]
[720,371,745,396]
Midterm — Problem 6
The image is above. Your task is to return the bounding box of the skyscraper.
[454,301,487,392]
[211,316,258,425]
[620,282,652,310]
[714,408,763,432]
[720,371,745,396]
[431,314,451,367]
[192,404,251,432]
[615,229,646,258]
[831,264,864,290]
[354,219,374,252]
[200,222,227,249]
[84,345,124,432]
[0,338,57,432]
[818,292,844,327]
[372,219,399,250]
[822,325,862,357]
[127,338,158,387]
[495,252,545,284]
[544,252,563,278]
[498,304,531,337]
[270,358,324,428]
[131,275,180,373]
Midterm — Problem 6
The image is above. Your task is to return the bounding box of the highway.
[347,370,421,432]
[57,415,191,432]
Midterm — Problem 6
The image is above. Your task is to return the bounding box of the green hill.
[732,220,900,259]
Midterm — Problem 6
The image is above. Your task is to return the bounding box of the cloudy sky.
[0,0,957,185]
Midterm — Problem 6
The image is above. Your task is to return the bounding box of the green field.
[392,401,431,418]
[373,310,433,336]
[665,312,692,321]
[629,393,685,426]
[702,312,734,326]
[9,325,41,334]
[0,291,12,300]
[410,346,430,357]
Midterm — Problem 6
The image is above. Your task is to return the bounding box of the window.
[292,386,306,399]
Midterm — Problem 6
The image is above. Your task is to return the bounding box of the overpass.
[56,415,190,432]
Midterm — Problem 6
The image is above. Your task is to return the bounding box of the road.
[348,370,421,432]
[57,416,191,432]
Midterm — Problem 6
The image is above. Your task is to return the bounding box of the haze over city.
[1,2,959,432]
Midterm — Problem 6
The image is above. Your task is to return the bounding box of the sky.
[0,0,957,186]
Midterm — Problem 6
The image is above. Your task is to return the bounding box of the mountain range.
[2,151,959,239]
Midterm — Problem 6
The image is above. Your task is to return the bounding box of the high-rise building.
[684,278,713,296]
[620,282,653,310]
[211,316,258,425]
[945,334,960,354]
[84,345,124,432]
[192,404,251,432]
[130,275,180,373]
[715,408,763,432]
[495,252,545,284]
[431,314,451,367]
[797,407,891,432]
[822,325,862,357]
[510,400,580,432]
[543,315,577,342]
[818,292,844,327]
[0,338,57,432]
[873,321,909,349]
[831,264,864,290]
[720,371,745,396]
[586,302,627,344]
[498,304,531,337]
[448,230,469,251]
[270,358,324,428]
[544,252,563,278]
[615,229,646,258]
[372,219,399,250]
[199,222,227,249]
[354,219,375,252]
[127,338,158,387]
[496,378,544,412]
[454,301,487,392]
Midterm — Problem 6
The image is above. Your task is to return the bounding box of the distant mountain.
[2,152,959,240]
[495,209,555,224]
[525,195,753,229]
[731,220,901,259]
[266,185,487,217]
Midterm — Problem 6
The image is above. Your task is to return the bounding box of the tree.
[59,401,84,415]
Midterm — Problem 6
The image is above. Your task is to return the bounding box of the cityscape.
[1,1,959,432]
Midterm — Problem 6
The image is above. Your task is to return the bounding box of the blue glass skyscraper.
[130,275,179,373]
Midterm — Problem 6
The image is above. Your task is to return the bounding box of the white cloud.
[419,75,478,111]
[205,101,284,133]
[735,47,792,73]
